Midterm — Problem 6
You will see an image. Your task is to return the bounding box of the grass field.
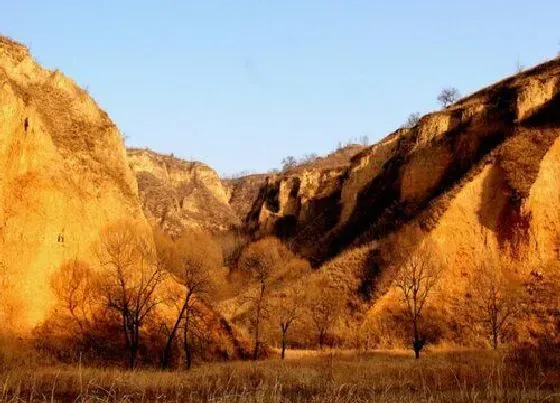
[0,349,558,402]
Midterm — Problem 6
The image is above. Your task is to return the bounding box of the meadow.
[0,348,558,402]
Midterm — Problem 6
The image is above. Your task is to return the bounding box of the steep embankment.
[244,145,365,249]
[128,148,241,235]
[248,59,560,264]
[0,37,147,330]
[243,59,560,343]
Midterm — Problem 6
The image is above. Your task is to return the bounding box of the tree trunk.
[253,304,260,360]
[183,311,193,370]
[319,330,325,351]
[161,341,172,370]
[129,343,138,369]
[185,342,192,370]
[253,282,265,361]
[413,318,420,360]
[492,328,499,350]
[281,329,287,360]
[161,295,190,369]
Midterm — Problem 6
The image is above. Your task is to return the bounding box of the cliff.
[238,58,560,344]
[127,148,241,236]
[0,36,146,330]
[247,59,560,267]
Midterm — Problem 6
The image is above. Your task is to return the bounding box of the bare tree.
[393,239,442,359]
[469,250,523,350]
[270,279,306,360]
[51,259,97,335]
[96,221,166,369]
[238,238,282,360]
[308,277,342,350]
[282,156,297,171]
[403,112,421,129]
[157,230,222,369]
[437,88,460,108]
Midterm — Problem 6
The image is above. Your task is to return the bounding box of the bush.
[506,340,560,373]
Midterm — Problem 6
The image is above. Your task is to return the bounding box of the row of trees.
[49,221,226,369]
[47,220,529,367]
[237,238,342,360]
[391,239,524,359]
[47,224,343,368]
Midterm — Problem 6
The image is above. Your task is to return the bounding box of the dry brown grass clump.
[0,350,557,402]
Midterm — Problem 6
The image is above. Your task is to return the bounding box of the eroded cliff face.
[0,37,147,330]
[243,145,365,259]
[236,58,560,344]
[223,174,268,224]
[127,148,241,236]
[248,59,560,268]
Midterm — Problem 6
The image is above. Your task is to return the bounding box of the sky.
[1,1,559,175]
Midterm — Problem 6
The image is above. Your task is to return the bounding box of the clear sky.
[1,1,558,175]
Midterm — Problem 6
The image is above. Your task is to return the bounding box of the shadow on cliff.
[313,85,520,265]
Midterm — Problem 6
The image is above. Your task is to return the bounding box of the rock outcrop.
[247,59,560,270]
[0,36,147,330]
[128,148,241,236]
[223,174,268,224]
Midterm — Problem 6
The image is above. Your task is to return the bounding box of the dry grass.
[0,350,558,402]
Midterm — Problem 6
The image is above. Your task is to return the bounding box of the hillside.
[0,36,148,330]
[3,31,560,358]
[129,145,366,237]
[247,59,560,263]
[127,148,240,235]
[0,37,251,362]
[239,58,560,345]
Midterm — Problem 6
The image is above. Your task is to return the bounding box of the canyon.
[2,34,560,349]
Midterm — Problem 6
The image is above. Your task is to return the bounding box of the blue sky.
[1,1,558,175]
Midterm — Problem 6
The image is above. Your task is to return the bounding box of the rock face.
[223,174,268,224]
[244,145,365,256]
[248,59,560,269]
[0,37,147,330]
[127,148,241,236]
[241,58,560,343]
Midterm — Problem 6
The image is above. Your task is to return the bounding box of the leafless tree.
[271,279,306,360]
[469,250,523,350]
[96,221,166,369]
[282,156,297,171]
[393,239,442,359]
[157,230,222,369]
[308,277,342,350]
[238,238,282,360]
[404,112,421,129]
[437,87,460,107]
[51,259,97,335]
[515,59,525,74]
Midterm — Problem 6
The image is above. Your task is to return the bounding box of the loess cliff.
[247,59,560,264]
[243,59,560,342]
[128,148,241,236]
[0,37,250,358]
[0,36,146,330]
